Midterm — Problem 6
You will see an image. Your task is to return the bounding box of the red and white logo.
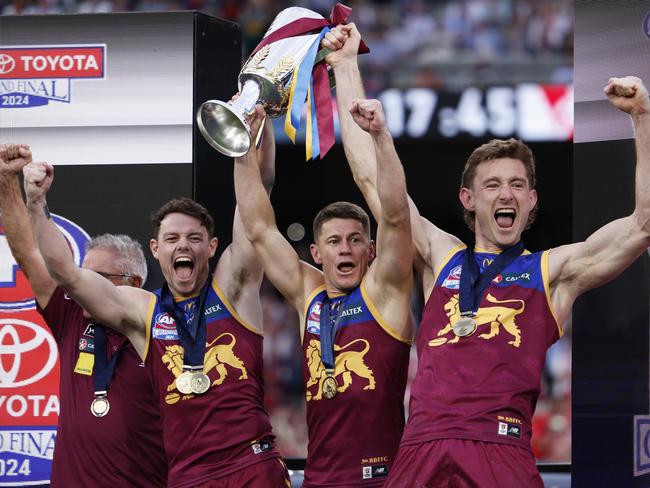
[442,265,462,290]
[153,313,178,341]
[306,301,322,335]
[517,84,573,141]
[154,313,176,329]
[0,44,106,108]
[0,53,16,74]
[0,46,105,79]
[0,319,58,389]
[0,213,89,485]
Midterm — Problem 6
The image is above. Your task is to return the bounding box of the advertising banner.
[0,214,89,486]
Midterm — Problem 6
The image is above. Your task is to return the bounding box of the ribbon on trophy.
[284,26,329,160]
[251,3,369,160]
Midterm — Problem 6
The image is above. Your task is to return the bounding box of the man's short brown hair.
[151,198,214,238]
[460,138,538,231]
[312,201,371,242]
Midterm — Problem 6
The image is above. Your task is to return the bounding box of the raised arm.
[349,100,413,337]
[549,76,650,323]
[233,107,323,315]
[23,161,150,356]
[324,24,380,218]
[324,24,461,287]
[215,115,277,331]
[0,144,56,307]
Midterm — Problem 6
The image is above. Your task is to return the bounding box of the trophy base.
[197,100,251,157]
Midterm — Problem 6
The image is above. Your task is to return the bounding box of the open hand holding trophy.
[196,4,366,159]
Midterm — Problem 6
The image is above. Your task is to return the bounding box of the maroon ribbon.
[313,62,334,157]
[251,3,369,57]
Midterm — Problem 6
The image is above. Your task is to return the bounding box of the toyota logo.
[0,319,58,388]
[0,53,16,75]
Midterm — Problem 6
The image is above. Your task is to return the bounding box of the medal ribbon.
[459,241,525,317]
[319,295,348,374]
[160,275,211,371]
[92,324,125,396]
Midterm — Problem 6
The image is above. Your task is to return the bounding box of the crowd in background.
[1,0,573,462]
[1,0,573,93]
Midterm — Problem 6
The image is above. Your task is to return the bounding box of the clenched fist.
[349,98,388,135]
[0,143,32,179]
[23,161,54,205]
[604,76,650,116]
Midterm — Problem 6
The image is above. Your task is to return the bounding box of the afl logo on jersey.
[307,301,322,335]
[153,312,179,340]
[0,213,89,312]
[441,265,462,290]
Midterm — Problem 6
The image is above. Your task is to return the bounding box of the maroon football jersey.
[38,286,167,488]
[401,248,561,451]
[301,282,411,487]
[145,276,279,488]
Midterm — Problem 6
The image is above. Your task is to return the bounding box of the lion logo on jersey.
[428,293,525,347]
[203,332,248,385]
[305,338,376,401]
[162,332,249,404]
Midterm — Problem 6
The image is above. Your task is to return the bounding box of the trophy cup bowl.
[197,7,327,157]
[197,100,251,158]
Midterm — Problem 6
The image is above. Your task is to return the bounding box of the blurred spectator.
[77,0,112,13]
[237,0,275,55]
[1,0,573,92]
[2,0,40,14]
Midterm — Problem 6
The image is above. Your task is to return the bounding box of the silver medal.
[91,396,110,417]
[453,316,477,337]
[176,371,194,395]
[190,372,211,395]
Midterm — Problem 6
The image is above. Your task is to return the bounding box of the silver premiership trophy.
[197,7,330,157]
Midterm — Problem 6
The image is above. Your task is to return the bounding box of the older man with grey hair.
[0,143,167,488]
[85,233,149,287]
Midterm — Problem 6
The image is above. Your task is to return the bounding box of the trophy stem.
[233,80,261,117]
